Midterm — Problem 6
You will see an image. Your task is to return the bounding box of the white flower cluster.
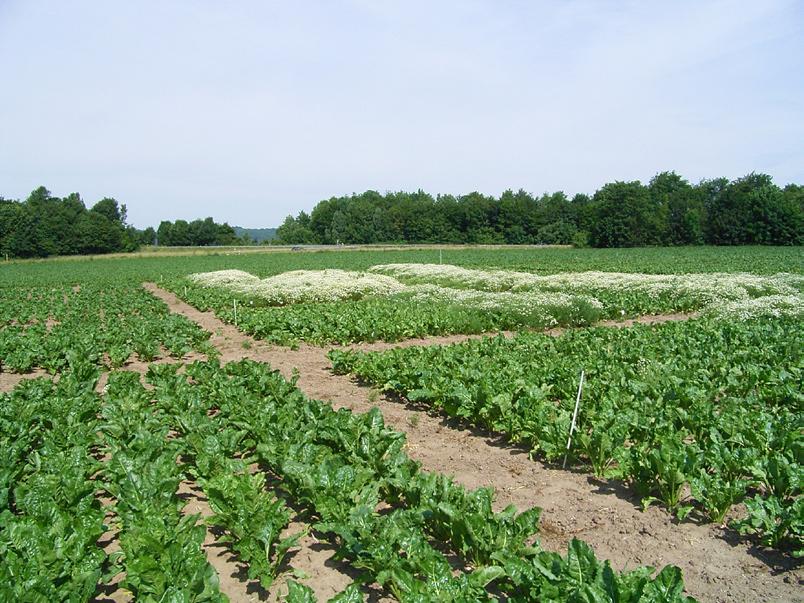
[190,265,803,320]
[370,264,803,307]
[404,285,602,326]
[188,269,408,305]
[408,284,602,314]
[519,271,803,306]
[370,263,525,291]
[188,269,259,289]
[706,295,804,321]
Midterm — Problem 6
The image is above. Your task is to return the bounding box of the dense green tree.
[156,220,173,246]
[170,220,192,246]
[56,193,89,254]
[267,175,802,249]
[570,193,594,238]
[647,172,704,245]
[75,211,120,253]
[154,217,239,246]
[499,189,537,243]
[91,198,125,224]
[536,221,576,244]
[140,227,157,245]
[745,183,802,245]
[589,181,659,247]
[433,195,464,243]
[0,201,39,257]
[276,213,315,244]
[533,192,577,243]
[214,222,239,245]
[781,185,804,245]
[703,173,796,245]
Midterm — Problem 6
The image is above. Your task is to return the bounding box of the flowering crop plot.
[175,270,603,345]
[188,268,407,305]
[370,263,804,317]
[176,264,803,344]
[330,315,803,555]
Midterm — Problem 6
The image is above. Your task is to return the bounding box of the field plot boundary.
[142,282,803,603]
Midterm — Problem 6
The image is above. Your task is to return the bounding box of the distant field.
[2,245,801,286]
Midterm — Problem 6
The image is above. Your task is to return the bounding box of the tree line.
[0,187,244,258]
[155,218,240,247]
[276,172,802,247]
[2,173,801,258]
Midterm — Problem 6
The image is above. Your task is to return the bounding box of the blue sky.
[1,1,802,228]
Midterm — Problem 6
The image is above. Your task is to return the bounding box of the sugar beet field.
[1,246,801,603]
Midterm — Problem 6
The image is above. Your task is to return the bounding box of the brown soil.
[0,368,52,392]
[99,284,801,602]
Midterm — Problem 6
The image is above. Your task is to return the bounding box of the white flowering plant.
[188,269,408,306]
[370,263,803,317]
[404,285,603,327]
[705,294,804,321]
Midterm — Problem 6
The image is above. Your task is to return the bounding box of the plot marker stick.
[233,299,237,327]
[563,369,585,469]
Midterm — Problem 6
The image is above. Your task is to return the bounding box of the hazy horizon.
[1,1,802,229]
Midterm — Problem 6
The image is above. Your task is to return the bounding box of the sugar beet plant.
[172,358,697,601]
[1,354,699,601]
[0,284,212,373]
[98,370,227,602]
[146,363,303,590]
[0,363,107,602]
[330,316,803,555]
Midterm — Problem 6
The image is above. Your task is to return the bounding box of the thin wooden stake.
[233,299,237,327]
[563,369,585,469]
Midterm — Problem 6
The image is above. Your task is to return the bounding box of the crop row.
[369,264,803,318]
[0,364,106,601]
[0,284,212,373]
[1,359,698,601]
[156,358,697,601]
[330,315,803,555]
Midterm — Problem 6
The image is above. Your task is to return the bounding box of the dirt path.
[142,283,801,603]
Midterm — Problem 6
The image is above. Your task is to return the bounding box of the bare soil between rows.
[79,284,804,601]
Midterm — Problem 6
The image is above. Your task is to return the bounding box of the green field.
[2,245,801,286]
[1,245,801,602]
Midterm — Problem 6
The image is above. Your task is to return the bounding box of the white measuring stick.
[562,369,585,469]
[233,299,237,327]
